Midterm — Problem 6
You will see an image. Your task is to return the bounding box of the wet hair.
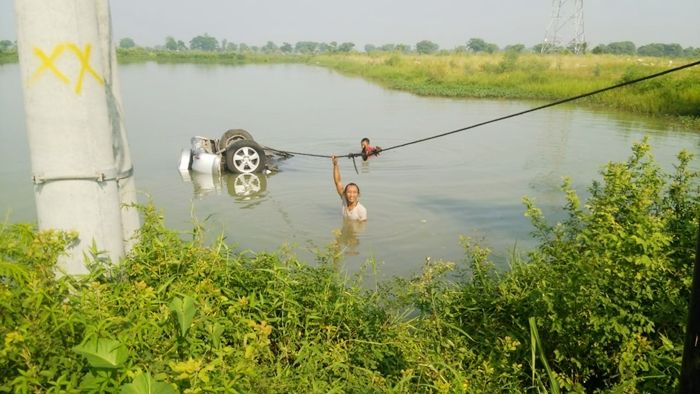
[361,137,370,144]
[344,182,360,195]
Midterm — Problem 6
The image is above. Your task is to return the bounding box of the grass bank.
[0,50,17,65]
[309,52,700,127]
[1,140,698,392]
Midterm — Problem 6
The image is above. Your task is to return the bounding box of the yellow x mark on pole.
[30,43,105,94]
[67,43,105,94]
[31,44,69,85]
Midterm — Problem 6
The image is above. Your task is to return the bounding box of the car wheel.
[218,128,254,151]
[225,140,266,173]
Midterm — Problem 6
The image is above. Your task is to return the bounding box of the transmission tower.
[541,0,586,54]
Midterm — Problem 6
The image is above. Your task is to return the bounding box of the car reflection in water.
[178,169,269,205]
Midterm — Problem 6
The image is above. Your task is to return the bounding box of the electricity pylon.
[541,0,586,54]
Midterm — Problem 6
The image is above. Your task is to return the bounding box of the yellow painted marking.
[67,43,104,94]
[31,44,69,85]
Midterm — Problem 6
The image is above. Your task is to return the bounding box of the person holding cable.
[332,155,367,221]
[360,137,382,161]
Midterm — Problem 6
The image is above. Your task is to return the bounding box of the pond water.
[1,62,699,279]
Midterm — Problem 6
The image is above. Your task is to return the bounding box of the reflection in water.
[224,173,267,201]
[178,170,268,201]
[333,219,366,256]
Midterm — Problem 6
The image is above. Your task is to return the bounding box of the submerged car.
[179,129,290,174]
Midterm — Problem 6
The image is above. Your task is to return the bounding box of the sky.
[1,0,699,50]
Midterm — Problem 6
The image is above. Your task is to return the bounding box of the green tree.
[295,41,319,54]
[591,44,607,54]
[0,40,14,52]
[606,41,636,55]
[364,44,377,53]
[415,40,438,54]
[395,44,411,53]
[684,47,700,57]
[119,37,135,49]
[638,43,684,57]
[280,42,293,53]
[467,38,488,52]
[338,42,355,52]
[189,34,219,51]
[165,36,178,51]
[262,41,278,53]
[467,38,498,53]
[225,42,238,52]
[318,42,334,53]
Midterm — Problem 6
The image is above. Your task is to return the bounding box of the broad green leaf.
[120,372,178,394]
[169,295,196,337]
[73,337,128,369]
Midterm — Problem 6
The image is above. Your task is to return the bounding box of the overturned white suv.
[179,129,290,174]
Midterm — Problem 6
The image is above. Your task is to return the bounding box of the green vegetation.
[0,49,17,65]
[309,53,700,120]
[1,140,698,392]
[115,47,305,66]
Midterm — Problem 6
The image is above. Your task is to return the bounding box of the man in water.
[360,137,382,161]
[332,155,367,221]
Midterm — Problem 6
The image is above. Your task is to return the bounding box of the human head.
[361,138,370,148]
[344,182,360,202]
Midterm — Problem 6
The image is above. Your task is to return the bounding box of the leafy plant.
[169,295,196,337]
[73,337,128,369]
[120,372,178,394]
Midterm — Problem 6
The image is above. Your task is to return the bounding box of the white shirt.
[341,196,367,221]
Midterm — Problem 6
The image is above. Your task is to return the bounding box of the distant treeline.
[1,36,699,58]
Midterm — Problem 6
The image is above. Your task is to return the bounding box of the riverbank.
[307,52,700,129]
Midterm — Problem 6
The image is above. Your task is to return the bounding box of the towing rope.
[265,59,700,163]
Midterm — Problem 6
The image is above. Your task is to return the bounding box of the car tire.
[218,129,253,152]
[225,140,267,173]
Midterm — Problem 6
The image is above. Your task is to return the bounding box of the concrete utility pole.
[15,0,139,274]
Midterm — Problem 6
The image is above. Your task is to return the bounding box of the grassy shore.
[308,52,700,125]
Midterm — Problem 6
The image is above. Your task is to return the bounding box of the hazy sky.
[1,1,699,49]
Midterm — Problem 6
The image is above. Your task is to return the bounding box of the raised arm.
[332,156,344,196]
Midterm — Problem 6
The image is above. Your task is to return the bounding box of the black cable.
[266,59,700,158]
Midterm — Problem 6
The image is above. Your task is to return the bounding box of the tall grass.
[311,53,700,121]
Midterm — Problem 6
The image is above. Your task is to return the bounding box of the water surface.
[1,62,698,278]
